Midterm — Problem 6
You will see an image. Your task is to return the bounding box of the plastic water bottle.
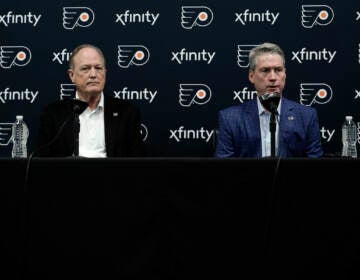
[11,115,29,158]
[341,116,357,158]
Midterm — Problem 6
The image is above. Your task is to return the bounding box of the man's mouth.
[267,86,278,91]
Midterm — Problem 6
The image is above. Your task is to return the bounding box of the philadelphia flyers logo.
[117,45,150,68]
[63,7,95,30]
[60,83,76,100]
[301,5,334,28]
[0,122,13,146]
[300,83,333,106]
[140,123,148,142]
[0,46,31,69]
[179,84,212,107]
[237,45,258,68]
[181,6,213,29]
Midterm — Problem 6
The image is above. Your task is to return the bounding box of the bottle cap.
[16,115,23,120]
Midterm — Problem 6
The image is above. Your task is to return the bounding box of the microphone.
[70,100,88,157]
[259,92,280,115]
[72,99,88,115]
[30,99,88,158]
[24,99,88,192]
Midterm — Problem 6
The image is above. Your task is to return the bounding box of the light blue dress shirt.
[256,97,282,157]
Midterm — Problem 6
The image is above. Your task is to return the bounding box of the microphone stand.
[270,112,276,157]
[73,113,80,157]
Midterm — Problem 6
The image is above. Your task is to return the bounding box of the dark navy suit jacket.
[215,97,323,158]
[36,95,146,157]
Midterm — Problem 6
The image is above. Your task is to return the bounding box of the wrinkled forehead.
[74,47,105,64]
[254,53,285,68]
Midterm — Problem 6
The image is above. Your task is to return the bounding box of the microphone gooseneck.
[24,99,88,192]
[259,92,280,158]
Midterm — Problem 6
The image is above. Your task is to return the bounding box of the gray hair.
[68,44,106,69]
[248,42,285,71]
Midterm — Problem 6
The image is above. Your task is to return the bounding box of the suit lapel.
[104,96,114,156]
[279,98,296,156]
[244,100,261,157]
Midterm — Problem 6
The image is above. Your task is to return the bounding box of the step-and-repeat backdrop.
[1,1,359,157]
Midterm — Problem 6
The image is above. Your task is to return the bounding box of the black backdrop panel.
[1,1,359,157]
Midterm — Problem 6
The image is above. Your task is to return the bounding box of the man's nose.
[89,67,97,77]
[268,70,276,79]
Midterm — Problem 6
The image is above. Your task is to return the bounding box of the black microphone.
[32,99,88,157]
[24,99,88,191]
[259,92,280,115]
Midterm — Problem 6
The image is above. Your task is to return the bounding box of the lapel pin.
[288,116,294,121]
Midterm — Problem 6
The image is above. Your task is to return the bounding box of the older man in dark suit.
[215,42,323,158]
[36,44,145,157]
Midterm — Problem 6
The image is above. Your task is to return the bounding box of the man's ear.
[68,69,74,83]
[248,70,254,84]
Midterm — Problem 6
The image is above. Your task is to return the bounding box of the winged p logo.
[300,83,332,106]
[181,6,213,29]
[179,84,212,107]
[117,45,150,68]
[63,7,95,30]
[0,123,13,146]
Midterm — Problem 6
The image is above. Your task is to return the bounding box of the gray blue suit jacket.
[215,97,323,158]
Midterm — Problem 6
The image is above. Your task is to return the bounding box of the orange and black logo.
[300,83,333,106]
[301,5,334,28]
[181,6,213,29]
[117,45,150,68]
[179,84,212,107]
[63,7,95,30]
[0,46,31,69]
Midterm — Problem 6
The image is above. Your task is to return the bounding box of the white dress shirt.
[257,97,282,157]
[76,92,107,158]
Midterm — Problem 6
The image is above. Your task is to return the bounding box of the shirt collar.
[75,92,104,111]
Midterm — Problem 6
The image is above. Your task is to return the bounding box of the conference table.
[1,157,359,279]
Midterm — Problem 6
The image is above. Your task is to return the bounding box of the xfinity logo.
[0,87,39,104]
[291,48,336,64]
[356,11,360,21]
[169,126,214,142]
[171,48,215,64]
[115,10,159,26]
[320,126,335,142]
[52,48,72,64]
[233,87,257,103]
[0,11,41,27]
[114,87,158,104]
[235,9,279,25]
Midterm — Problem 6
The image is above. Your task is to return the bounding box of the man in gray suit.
[37,44,146,157]
[215,42,323,158]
